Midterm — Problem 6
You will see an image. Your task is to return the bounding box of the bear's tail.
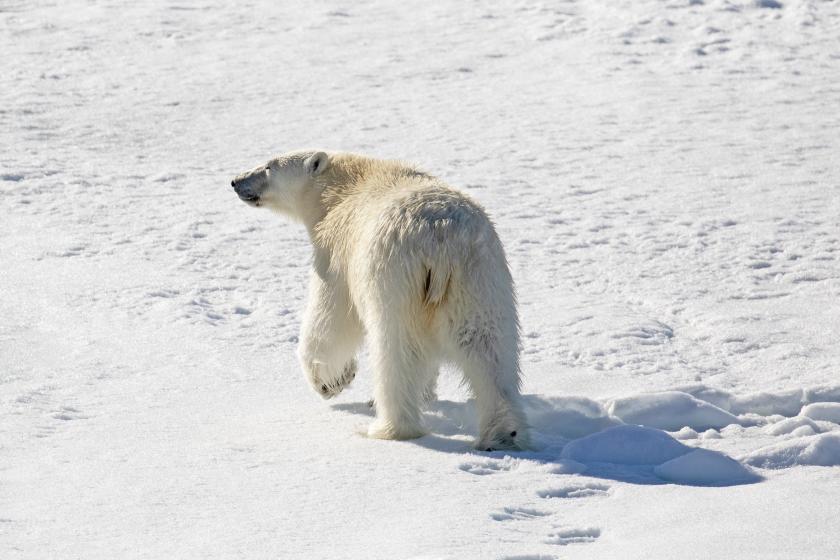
[422,265,451,306]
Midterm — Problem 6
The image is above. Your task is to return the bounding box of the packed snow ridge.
[559,425,760,486]
[517,382,840,485]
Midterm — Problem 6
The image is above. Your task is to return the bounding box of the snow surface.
[801,402,840,424]
[3,1,840,559]
[555,424,761,486]
[607,390,741,431]
[654,448,761,486]
[744,433,840,469]
[765,415,822,436]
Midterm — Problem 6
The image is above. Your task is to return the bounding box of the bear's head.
[230,150,329,216]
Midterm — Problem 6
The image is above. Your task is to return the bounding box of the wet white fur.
[242,150,528,450]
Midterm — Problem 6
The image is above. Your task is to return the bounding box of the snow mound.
[679,385,804,417]
[800,403,840,424]
[730,389,804,417]
[561,425,691,465]
[677,385,736,411]
[524,395,620,440]
[672,427,699,440]
[743,433,840,469]
[804,385,840,404]
[678,384,840,418]
[607,391,740,431]
[654,449,762,486]
[560,425,758,486]
[765,416,821,436]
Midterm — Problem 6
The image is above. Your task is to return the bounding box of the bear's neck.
[298,199,328,242]
[302,155,374,263]
[307,155,371,227]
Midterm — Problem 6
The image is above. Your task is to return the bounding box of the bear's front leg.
[301,358,358,400]
[298,269,363,400]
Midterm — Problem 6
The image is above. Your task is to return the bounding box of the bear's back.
[316,156,498,276]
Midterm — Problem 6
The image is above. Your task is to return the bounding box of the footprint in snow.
[52,407,88,421]
[459,459,513,476]
[490,506,551,522]
[459,457,608,548]
[544,526,601,546]
[537,482,610,499]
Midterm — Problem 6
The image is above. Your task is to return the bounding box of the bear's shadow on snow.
[332,395,763,487]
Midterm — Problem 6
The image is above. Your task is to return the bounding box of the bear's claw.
[316,359,357,399]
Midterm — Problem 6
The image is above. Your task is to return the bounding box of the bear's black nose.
[230,180,236,188]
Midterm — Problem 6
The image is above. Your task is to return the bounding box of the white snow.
[744,433,840,469]
[729,389,805,417]
[607,391,741,431]
[800,403,840,425]
[680,384,840,418]
[561,425,691,466]
[654,449,761,486]
[4,0,840,558]
[557,424,760,487]
[523,395,620,440]
[764,416,822,437]
[673,426,699,440]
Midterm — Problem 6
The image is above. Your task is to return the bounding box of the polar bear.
[231,150,528,450]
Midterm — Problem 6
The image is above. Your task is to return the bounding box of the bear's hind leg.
[422,369,440,408]
[453,336,529,451]
[366,328,433,441]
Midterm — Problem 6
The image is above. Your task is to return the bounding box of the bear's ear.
[305,152,329,177]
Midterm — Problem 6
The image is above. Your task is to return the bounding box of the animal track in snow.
[537,482,610,499]
[544,527,601,546]
[458,459,513,476]
[610,320,674,345]
[52,406,88,421]
[490,506,551,522]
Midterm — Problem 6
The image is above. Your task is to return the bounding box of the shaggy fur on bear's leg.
[445,251,529,450]
[364,305,436,440]
[367,368,438,414]
[457,351,529,451]
[422,370,440,408]
[298,270,363,399]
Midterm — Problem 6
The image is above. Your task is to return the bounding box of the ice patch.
[654,449,761,486]
[607,391,740,431]
[744,433,840,468]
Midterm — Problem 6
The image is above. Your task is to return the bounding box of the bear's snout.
[231,173,264,205]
